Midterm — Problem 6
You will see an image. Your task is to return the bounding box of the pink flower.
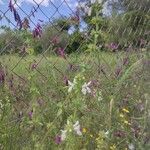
[57,48,66,59]
[33,23,42,38]
[28,110,33,120]
[51,36,59,45]
[55,135,62,144]
[63,76,69,86]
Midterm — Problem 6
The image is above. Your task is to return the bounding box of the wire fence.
[0,0,150,149]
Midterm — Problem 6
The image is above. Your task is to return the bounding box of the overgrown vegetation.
[0,0,149,149]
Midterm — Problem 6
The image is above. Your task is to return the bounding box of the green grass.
[0,51,149,149]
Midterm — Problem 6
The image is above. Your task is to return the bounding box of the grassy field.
[0,51,149,149]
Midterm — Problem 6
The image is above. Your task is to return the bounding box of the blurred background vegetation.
[0,0,149,55]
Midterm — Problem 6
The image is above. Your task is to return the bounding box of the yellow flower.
[110,144,116,150]
[124,120,131,125]
[119,113,124,118]
[82,128,87,133]
[122,108,129,113]
[90,134,93,138]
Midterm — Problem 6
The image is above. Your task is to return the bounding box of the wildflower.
[81,81,92,95]
[109,42,118,51]
[28,110,33,120]
[51,36,59,45]
[9,0,14,12]
[57,48,66,59]
[73,121,82,136]
[119,113,124,118]
[63,76,69,86]
[82,128,87,133]
[128,143,135,150]
[60,130,67,141]
[124,120,131,125]
[33,23,42,38]
[31,63,37,70]
[105,131,109,136]
[114,130,126,138]
[90,134,93,138]
[55,135,62,144]
[122,108,129,113]
[110,144,117,150]
[13,8,22,29]
[68,78,77,93]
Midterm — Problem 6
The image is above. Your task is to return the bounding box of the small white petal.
[61,130,67,141]
[73,121,82,136]
[87,81,92,86]
[76,130,82,136]
[87,87,91,93]
[68,80,73,86]
[128,143,135,150]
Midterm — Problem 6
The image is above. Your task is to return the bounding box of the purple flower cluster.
[9,0,22,29]
[57,48,66,59]
[55,135,62,144]
[33,23,42,38]
[63,76,69,86]
[108,42,119,51]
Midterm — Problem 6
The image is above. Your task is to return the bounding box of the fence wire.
[0,0,150,149]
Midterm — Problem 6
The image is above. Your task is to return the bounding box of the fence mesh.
[0,0,150,149]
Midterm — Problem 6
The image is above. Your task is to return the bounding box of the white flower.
[73,121,82,136]
[81,81,92,95]
[68,78,78,93]
[68,81,74,93]
[105,130,109,136]
[60,130,67,141]
[128,143,135,150]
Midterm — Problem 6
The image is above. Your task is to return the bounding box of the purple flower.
[114,130,126,138]
[9,1,22,29]
[108,42,118,50]
[55,135,62,144]
[63,76,69,86]
[31,63,37,70]
[28,110,33,120]
[57,48,66,59]
[33,23,42,38]
[123,57,129,65]
[51,36,59,45]
[9,0,14,12]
